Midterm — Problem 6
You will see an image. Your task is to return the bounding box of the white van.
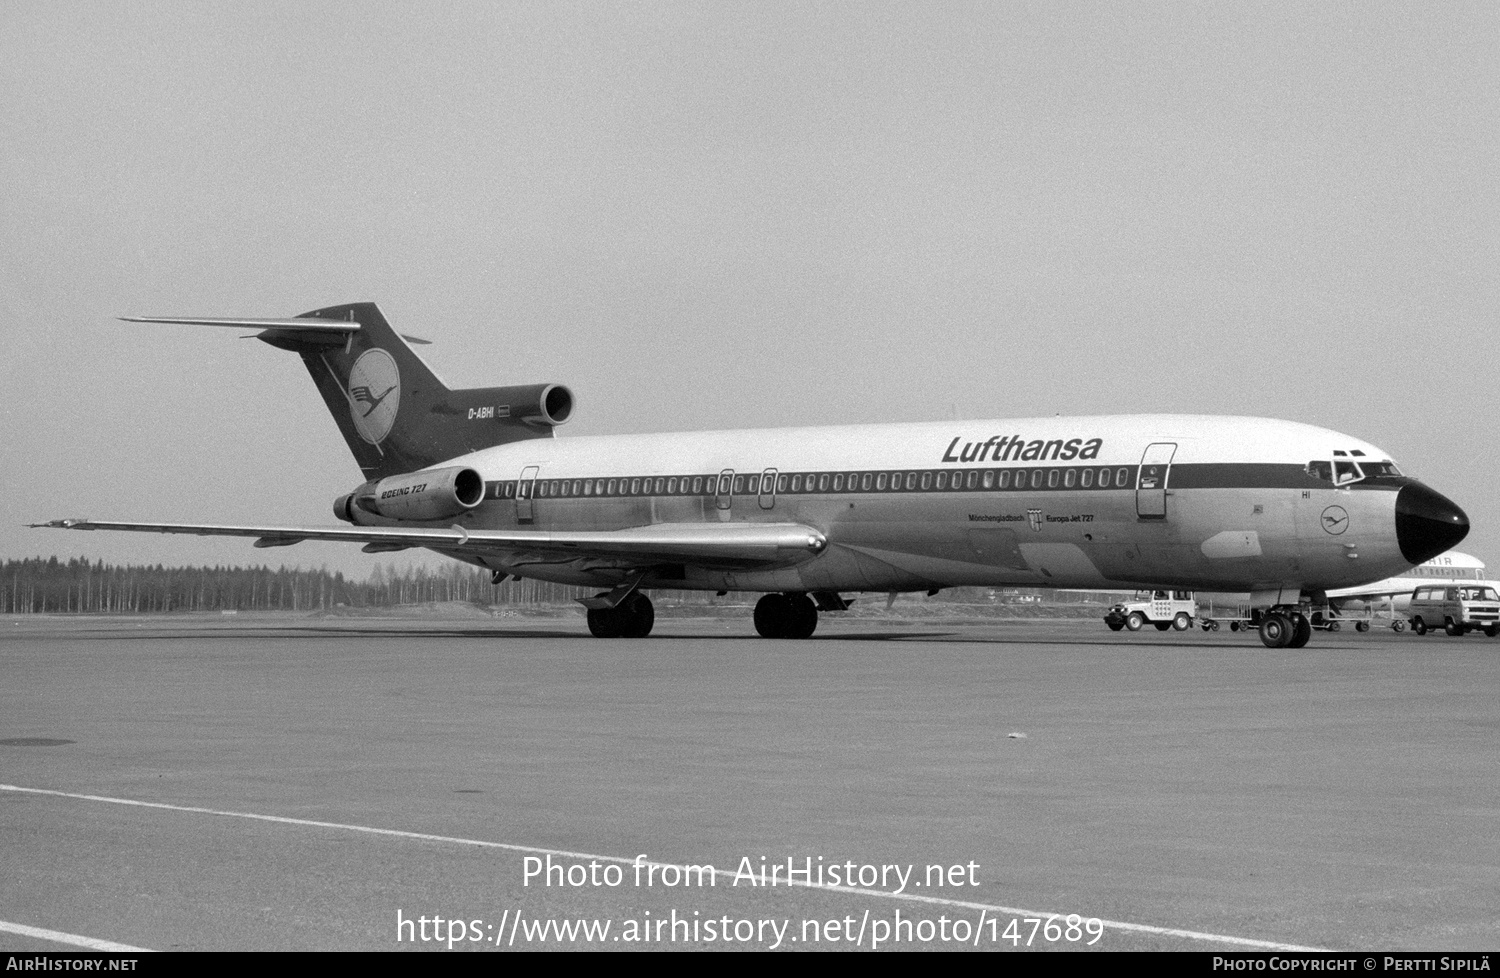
[1407,585,1500,637]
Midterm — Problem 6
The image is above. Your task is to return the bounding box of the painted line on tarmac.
[3,783,1325,952]
[0,919,153,952]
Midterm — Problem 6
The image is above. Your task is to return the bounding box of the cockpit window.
[1307,461,1333,483]
[1334,460,1361,485]
[1360,461,1402,478]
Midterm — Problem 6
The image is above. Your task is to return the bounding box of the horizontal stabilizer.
[120,316,430,344]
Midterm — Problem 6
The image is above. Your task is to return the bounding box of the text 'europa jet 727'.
[33,302,1470,648]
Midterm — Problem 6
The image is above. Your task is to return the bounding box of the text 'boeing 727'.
[34,303,1469,648]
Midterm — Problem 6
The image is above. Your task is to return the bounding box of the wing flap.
[31,519,826,567]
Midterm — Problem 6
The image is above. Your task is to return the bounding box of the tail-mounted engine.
[334,466,485,523]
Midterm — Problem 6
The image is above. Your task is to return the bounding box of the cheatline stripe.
[2,783,1325,952]
[0,919,153,952]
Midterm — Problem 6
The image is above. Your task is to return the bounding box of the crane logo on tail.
[347,348,400,444]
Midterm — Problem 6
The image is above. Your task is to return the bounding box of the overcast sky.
[3,2,1497,579]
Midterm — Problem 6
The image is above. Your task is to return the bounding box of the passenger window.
[1063,469,1076,488]
[998,470,1012,489]
[861,473,872,491]
[732,475,744,494]
[777,475,788,493]
[1030,469,1043,489]
[1080,469,1092,488]
[920,472,932,490]
[876,473,888,491]
[630,478,641,495]
[1116,467,1129,487]
[666,478,677,494]
[1098,468,1110,488]
[689,477,701,494]
[933,472,945,490]
[982,470,995,489]
[966,471,979,490]
[747,475,759,494]
[791,475,802,492]
[905,472,917,491]
[834,473,846,491]
[818,474,830,492]
[1047,469,1058,488]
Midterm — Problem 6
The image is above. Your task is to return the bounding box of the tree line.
[0,556,614,614]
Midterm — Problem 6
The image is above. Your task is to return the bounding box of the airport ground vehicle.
[1406,585,1500,636]
[1104,590,1197,632]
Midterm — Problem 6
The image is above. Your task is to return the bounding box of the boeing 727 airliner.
[34,303,1470,648]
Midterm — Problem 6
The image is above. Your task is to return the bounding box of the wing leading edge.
[31,519,827,568]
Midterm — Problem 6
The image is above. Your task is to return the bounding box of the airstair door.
[1136,443,1177,520]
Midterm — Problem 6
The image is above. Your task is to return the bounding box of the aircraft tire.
[782,593,819,639]
[1125,612,1146,632]
[1287,613,1312,648]
[586,604,624,639]
[1173,612,1192,631]
[753,594,786,638]
[1412,617,1427,636]
[1445,619,1464,637]
[1258,613,1293,649]
[620,593,655,638]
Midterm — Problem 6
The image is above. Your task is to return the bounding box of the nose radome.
[1395,483,1470,564]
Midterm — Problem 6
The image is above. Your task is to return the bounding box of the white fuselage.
[377,413,1433,597]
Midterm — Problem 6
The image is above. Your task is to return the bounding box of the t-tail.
[123,302,573,480]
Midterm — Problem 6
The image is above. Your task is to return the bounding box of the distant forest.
[2,556,1093,615]
[0,556,602,614]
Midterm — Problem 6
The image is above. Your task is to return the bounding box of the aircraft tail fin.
[122,302,572,480]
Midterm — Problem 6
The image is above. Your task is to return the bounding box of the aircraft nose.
[1395,482,1469,564]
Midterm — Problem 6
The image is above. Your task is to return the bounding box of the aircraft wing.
[30,519,826,568]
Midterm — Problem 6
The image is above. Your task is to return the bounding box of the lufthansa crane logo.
[1320,505,1349,535]
[347,348,400,444]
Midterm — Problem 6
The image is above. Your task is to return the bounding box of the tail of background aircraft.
[124,302,573,480]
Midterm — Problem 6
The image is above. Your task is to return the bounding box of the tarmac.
[2,613,1497,952]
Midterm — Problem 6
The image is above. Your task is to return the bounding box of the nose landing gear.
[1258,610,1313,649]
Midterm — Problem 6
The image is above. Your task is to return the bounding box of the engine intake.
[334,466,485,523]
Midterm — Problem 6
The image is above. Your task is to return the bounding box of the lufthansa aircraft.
[34,303,1470,648]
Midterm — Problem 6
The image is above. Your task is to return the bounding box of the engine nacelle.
[334,466,486,523]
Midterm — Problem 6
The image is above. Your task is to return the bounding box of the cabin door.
[516,465,540,524]
[1136,443,1177,520]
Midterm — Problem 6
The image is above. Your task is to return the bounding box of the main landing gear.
[586,592,655,638]
[1257,609,1313,649]
[754,592,819,639]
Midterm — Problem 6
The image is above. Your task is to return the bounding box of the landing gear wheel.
[587,603,624,638]
[1412,617,1427,636]
[754,594,790,638]
[1445,619,1464,637]
[1173,612,1192,631]
[753,593,819,639]
[782,593,818,639]
[586,593,655,638]
[1287,613,1312,649]
[1259,613,1293,649]
[1125,612,1146,632]
[619,593,655,638]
